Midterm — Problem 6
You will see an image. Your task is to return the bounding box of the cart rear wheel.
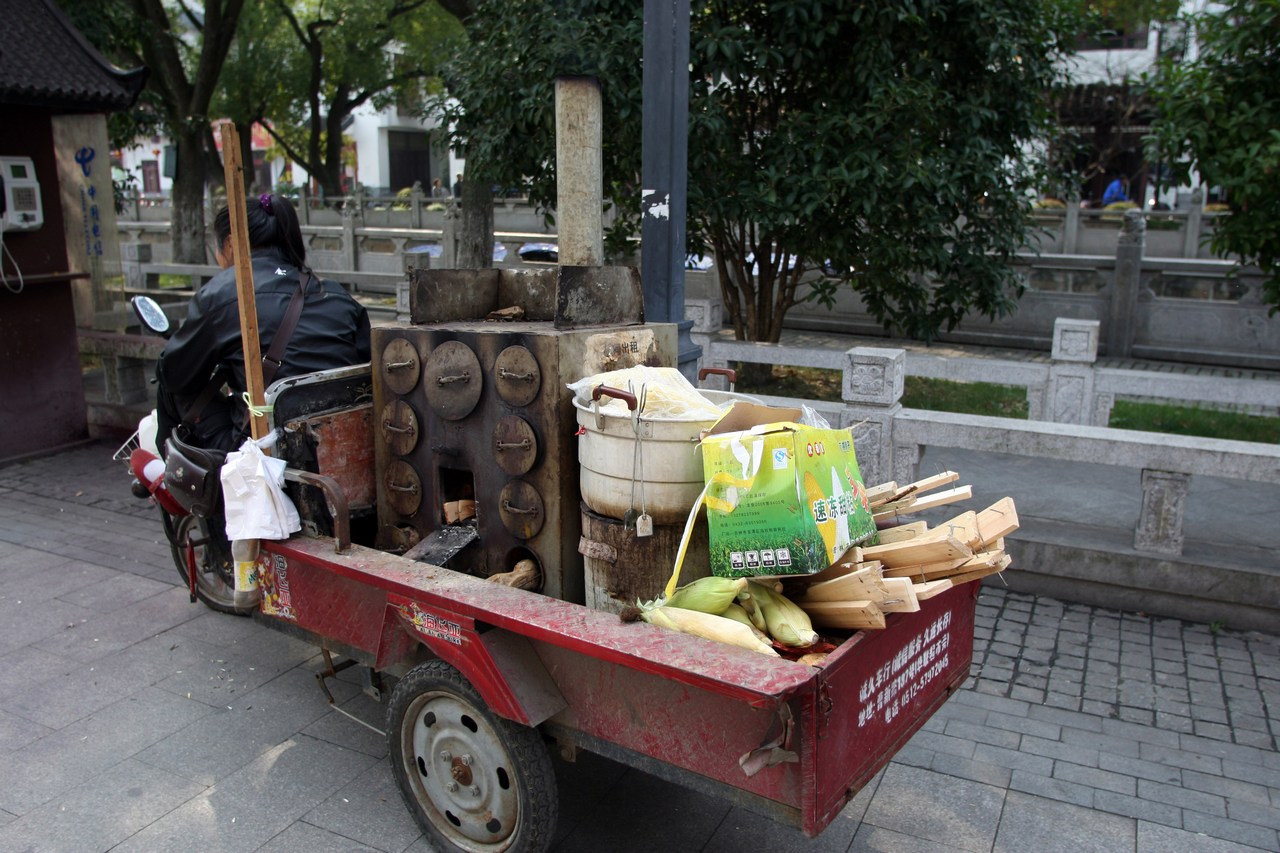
[163,510,255,616]
[387,660,557,853]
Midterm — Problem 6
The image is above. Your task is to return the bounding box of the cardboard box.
[701,404,877,577]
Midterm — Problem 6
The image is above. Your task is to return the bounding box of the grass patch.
[730,363,1277,443]
[157,273,193,289]
[1110,400,1278,444]
[903,377,1029,418]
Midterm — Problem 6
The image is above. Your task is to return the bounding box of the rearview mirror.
[131,295,172,338]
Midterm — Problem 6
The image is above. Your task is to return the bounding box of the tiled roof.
[0,0,146,112]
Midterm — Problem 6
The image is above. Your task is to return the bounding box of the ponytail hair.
[212,193,309,273]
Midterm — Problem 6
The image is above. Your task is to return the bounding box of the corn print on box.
[700,405,878,578]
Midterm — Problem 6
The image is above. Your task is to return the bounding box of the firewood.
[488,558,541,590]
[860,535,972,569]
[875,520,929,544]
[911,579,953,599]
[799,599,886,630]
[975,497,1019,549]
[871,470,960,507]
[873,485,973,522]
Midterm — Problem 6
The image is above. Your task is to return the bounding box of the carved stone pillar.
[841,347,905,488]
[1135,469,1190,555]
[1044,318,1102,425]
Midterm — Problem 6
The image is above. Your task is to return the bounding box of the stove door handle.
[502,500,538,516]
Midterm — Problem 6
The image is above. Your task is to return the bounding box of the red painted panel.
[257,537,977,838]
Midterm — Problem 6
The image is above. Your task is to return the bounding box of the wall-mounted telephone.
[0,157,44,232]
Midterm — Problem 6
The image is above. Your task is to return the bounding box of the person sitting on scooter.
[154,192,371,454]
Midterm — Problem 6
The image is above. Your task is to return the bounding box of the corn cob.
[720,602,774,645]
[735,589,768,632]
[666,576,748,615]
[642,606,779,656]
[748,580,821,648]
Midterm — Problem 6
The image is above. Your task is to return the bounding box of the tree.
[253,0,465,199]
[1146,0,1280,313]
[63,0,247,263]
[440,0,1076,341]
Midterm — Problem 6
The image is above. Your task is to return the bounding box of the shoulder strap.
[261,272,309,387]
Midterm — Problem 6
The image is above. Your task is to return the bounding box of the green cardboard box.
[700,404,878,577]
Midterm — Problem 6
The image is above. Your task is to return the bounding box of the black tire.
[162,509,256,616]
[387,659,558,853]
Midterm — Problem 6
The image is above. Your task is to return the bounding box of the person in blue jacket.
[154,193,371,453]
[1103,175,1130,206]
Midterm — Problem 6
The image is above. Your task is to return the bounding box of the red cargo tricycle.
[124,328,975,853]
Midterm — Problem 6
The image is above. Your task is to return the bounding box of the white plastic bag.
[221,438,300,541]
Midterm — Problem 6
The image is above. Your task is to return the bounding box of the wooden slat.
[875,520,929,544]
[873,485,973,521]
[801,599,887,630]
[860,535,972,568]
[796,565,886,603]
[876,577,921,613]
[881,555,974,580]
[975,497,1020,548]
[865,481,899,505]
[948,555,1012,585]
[871,470,960,507]
[798,558,882,586]
[911,579,953,599]
[918,511,978,547]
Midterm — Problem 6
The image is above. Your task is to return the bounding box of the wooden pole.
[219,123,269,440]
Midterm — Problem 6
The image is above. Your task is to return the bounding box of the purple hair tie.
[259,193,274,215]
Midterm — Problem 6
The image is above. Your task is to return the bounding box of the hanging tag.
[636,512,654,538]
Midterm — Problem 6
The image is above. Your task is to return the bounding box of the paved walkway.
[0,441,1276,852]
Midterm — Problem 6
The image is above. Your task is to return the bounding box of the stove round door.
[381,337,421,396]
[384,460,423,517]
[380,400,420,457]
[423,341,483,420]
[493,345,542,408]
[492,415,538,476]
[498,480,545,540]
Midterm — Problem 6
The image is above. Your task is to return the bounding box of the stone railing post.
[121,242,151,292]
[342,208,359,272]
[400,251,430,323]
[411,183,425,229]
[441,206,459,269]
[1064,193,1080,255]
[1182,187,1204,259]
[684,297,724,384]
[1135,469,1190,555]
[1042,318,1109,426]
[841,347,906,489]
[1106,208,1146,358]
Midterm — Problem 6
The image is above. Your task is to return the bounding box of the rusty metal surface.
[422,340,483,420]
[408,268,501,323]
[554,265,645,328]
[379,399,419,457]
[256,535,976,838]
[303,405,376,509]
[498,479,545,539]
[493,345,542,407]
[383,460,422,517]
[492,415,538,476]
[380,337,420,395]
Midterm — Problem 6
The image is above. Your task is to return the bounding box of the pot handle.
[589,385,637,432]
[591,385,637,411]
[698,367,737,391]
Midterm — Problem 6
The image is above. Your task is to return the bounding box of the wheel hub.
[405,691,521,849]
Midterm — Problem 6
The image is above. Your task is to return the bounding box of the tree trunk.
[457,172,493,268]
[171,127,210,264]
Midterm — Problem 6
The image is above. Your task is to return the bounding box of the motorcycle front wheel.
[162,509,257,615]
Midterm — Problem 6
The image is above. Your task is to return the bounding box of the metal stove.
[372,266,676,603]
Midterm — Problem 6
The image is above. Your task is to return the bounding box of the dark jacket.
[156,247,370,451]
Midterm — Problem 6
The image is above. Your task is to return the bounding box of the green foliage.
[229,0,467,196]
[1146,0,1280,313]
[442,0,1078,343]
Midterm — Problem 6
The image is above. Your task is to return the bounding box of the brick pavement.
[0,441,1276,852]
